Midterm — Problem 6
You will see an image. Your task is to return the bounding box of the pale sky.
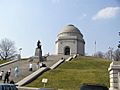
[0,0,120,57]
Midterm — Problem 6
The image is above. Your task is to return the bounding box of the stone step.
[47,55,70,61]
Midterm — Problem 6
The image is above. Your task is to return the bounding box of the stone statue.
[37,40,41,49]
[35,40,42,62]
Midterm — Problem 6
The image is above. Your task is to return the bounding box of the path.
[0,58,60,83]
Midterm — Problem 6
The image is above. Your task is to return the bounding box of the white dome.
[57,24,83,38]
[59,24,81,34]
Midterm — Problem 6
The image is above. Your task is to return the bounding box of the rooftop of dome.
[59,24,81,34]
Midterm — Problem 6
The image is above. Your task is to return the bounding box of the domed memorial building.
[55,24,85,56]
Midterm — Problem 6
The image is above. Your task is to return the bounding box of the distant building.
[55,24,85,55]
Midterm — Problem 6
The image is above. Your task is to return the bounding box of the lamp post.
[19,48,22,59]
[18,48,22,75]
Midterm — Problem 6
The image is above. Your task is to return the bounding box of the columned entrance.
[64,46,70,55]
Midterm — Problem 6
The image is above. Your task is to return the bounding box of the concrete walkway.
[0,58,60,83]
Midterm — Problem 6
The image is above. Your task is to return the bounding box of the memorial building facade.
[55,24,85,56]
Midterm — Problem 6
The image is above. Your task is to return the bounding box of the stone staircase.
[0,55,71,83]
[46,55,70,61]
[0,54,74,90]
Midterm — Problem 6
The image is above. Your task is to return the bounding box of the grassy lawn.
[0,60,8,64]
[26,56,111,90]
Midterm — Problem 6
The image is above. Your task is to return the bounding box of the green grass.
[0,60,8,64]
[26,56,111,90]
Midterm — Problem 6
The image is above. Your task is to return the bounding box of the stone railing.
[65,54,77,62]
[118,72,120,90]
[50,59,65,69]
[108,61,120,90]
[0,59,19,67]
[65,56,73,62]
[16,67,49,86]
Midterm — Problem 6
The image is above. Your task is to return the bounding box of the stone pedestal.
[35,48,42,62]
[108,61,120,90]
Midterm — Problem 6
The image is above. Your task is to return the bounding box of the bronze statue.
[37,40,41,49]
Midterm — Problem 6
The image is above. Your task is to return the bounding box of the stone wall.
[118,72,120,90]
[108,61,120,90]
[56,36,77,55]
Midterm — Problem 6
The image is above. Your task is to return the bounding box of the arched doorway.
[64,46,70,55]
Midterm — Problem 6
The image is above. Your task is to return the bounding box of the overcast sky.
[0,0,120,57]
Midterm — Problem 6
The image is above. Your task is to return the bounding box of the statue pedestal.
[35,48,42,62]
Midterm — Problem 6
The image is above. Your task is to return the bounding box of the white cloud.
[92,7,120,20]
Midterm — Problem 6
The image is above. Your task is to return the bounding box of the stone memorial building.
[55,24,85,56]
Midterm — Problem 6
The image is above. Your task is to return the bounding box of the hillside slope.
[26,56,111,90]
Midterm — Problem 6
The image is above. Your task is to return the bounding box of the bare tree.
[94,51,104,58]
[105,48,114,60]
[113,49,120,61]
[105,51,111,60]
[0,38,17,60]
